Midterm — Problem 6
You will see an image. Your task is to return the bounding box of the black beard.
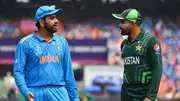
[44,21,57,33]
[121,32,130,35]
[121,30,130,35]
[120,23,132,36]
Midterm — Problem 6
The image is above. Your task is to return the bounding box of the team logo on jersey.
[153,44,160,51]
[35,45,42,56]
[136,45,142,52]
[56,45,62,51]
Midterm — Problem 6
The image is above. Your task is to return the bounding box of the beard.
[120,28,132,36]
[44,21,57,33]
[120,29,130,35]
[120,23,132,36]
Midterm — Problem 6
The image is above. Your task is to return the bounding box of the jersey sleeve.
[146,36,163,100]
[63,38,80,101]
[14,41,30,99]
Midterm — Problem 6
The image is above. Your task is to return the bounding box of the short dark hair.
[136,19,142,25]
[35,22,40,29]
[35,17,46,29]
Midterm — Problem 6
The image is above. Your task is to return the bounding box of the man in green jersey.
[112,9,162,101]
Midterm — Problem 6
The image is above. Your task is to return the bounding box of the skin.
[27,14,58,101]
[118,19,141,42]
[28,92,34,101]
[38,14,59,42]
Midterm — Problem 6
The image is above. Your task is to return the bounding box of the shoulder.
[144,32,161,48]
[121,38,128,50]
[145,32,160,44]
[141,31,161,45]
[54,33,67,41]
[19,34,34,45]
[54,33,69,46]
[121,38,128,46]
[15,34,34,52]
[122,38,128,44]
[143,31,160,42]
[142,31,154,40]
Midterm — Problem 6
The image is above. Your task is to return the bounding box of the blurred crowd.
[0,17,180,100]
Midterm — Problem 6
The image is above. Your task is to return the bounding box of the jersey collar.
[135,30,145,41]
[33,31,57,42]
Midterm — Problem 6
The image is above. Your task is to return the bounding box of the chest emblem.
[56,45,62,51]
[136,45,142,52]
[35,45,42,56]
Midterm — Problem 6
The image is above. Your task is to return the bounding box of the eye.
[50,16,57,20]
[120,20,125,24]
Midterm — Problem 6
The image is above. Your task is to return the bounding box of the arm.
[146,36,163,101]
[63,38,80,101]
[14,42,30,99]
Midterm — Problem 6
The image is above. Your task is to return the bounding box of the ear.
[39,19,45,27]
[131,22,136,27]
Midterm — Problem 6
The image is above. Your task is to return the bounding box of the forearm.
[146,66,162,100]
[64,38,80,101]
[65,80,80,101]
[64,59,79,100]
[14,71,29,98]
[14,39,29,98]
[146,36,163,101]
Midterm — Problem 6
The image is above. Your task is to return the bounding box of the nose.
[55,18,58,23]
[119,23,122,29]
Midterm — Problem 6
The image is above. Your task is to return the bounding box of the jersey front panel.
[24,33,66,86]
[122,32,154,84]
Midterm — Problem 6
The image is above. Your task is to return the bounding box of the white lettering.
[123,56,140,65]
[136,57,140,64]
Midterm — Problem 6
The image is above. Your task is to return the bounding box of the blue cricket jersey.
[14,31,79,101]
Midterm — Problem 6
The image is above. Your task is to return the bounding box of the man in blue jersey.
[14,5,80,101]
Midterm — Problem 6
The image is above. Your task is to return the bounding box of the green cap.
[112,8,142,23]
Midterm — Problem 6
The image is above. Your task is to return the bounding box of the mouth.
[53,25,57,29]
[119,27,123,30]
[119,27,125,35]
[119,27,123,32]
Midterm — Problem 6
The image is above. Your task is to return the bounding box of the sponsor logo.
[154,44,160,52]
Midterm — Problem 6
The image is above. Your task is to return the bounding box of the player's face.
[44,14,58,33]
[119,20,132,35]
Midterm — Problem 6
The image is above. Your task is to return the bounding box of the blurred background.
[0,0,179,101]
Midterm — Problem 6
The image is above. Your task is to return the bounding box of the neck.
[38,28,53,42]
[128,25,141,41]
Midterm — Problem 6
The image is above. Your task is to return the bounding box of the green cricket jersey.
[121,30,162,100]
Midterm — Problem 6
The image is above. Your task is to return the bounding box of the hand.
[27,92,34,101]
[143,98,152,101]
